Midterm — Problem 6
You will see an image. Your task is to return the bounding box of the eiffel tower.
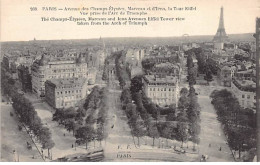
[213,7,229,43]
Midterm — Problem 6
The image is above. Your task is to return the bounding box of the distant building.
[31,54,88,97]
[87,68,97,85]
[125,48,145,65]
[2,53,19,73]
[217,65,236,87]
[143,75,179,106]
[45,78,88,109]
[213,7,229,49]
[231,78,256,110]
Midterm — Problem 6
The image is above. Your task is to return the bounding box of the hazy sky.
[1,0,260,41]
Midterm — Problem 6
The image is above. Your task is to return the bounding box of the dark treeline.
[53,86,108,149]
[115,51,131,89]
[185,48,213,83]
[17,65,32,93]
[1,64,54,157]
[210,89,256,160]
[120,75,201,148]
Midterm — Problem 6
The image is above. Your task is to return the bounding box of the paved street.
[1,103,42,162]
[195,85,234,162]
[103,85,134,160]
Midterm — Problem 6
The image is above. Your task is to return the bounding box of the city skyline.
[1,0,259,41]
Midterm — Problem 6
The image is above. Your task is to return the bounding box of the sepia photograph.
[0,0,259,162]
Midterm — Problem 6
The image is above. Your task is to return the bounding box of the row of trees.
[120,75,201,148]
[115,51,131,89]
[184,53,202,148]
[186,53,197,86]
[76,87,109,148]
[121,75,160,146]
[17,65,32,93]
[12,93,55,157]
[1,64,17,99]
[52,86,109,149]
[185,48,206,74]
[205,58,218,75]
[1,64,55,157]
[102,51,122,81]
[102,59,109,81]
[185,48,213,83]
[184,87,201,148]
[210,89,256,160]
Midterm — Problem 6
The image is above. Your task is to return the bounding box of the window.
[164,88,166,91]
[150,88,152,91]
[254,96,256,100]
[247,95,250,99]
[153,88,155,91]
[169,88,171,91]
[242,95,245,98]
[247,101,250,106]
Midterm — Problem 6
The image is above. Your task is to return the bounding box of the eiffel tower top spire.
[218,6,224,29]
[213,6,229,42]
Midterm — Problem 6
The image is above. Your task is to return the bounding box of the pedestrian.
[72,144,73,148]
[64,133,65,136]
[219,146,222,151]
[209,143,211,147]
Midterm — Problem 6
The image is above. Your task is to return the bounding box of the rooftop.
[232,78,256,92]
[236,69,254,74]
[144,75,177,84]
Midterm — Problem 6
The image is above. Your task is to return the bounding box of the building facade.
[31,54,88,97]
[45,78,88,109]
[143,75,179,106]
[231,78,256,110]
[126,48,145,65]
[218,65,236,87]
